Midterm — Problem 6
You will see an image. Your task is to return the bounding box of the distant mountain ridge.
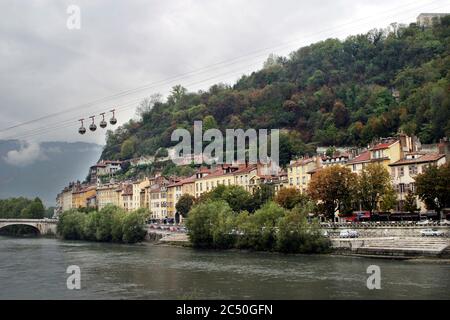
[0,140,102,205]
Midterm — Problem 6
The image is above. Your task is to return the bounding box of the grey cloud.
[3,141,48,166]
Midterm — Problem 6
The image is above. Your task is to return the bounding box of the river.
[0,236,449,299]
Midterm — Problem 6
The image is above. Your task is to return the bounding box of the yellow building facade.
[287,158,319,193]
[72,186,96,209]
[97,184,121,210]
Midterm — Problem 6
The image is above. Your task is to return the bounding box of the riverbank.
[145,230,450,260]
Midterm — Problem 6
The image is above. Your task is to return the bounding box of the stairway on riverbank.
[354,237,449,258]
[158,232,189,244]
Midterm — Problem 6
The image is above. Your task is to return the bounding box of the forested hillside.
[101,17,450,164]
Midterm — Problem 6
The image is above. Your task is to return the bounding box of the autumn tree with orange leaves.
[307,166,358,220]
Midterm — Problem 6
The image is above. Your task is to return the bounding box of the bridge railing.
[0,218,58,223]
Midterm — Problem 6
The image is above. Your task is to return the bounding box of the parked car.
[440,220,450,226]
[339,229,359,238]
[417,219,431,225]
[420,229,445,237]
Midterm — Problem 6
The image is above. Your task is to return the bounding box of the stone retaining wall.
[322,224,450,238]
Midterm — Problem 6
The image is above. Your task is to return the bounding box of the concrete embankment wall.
[322,223,450,238]
[326,224,450,258]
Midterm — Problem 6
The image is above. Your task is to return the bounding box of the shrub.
[198,185,253,212]
[186,200,235,248]
[57,210,86,240]
[276,204,330,253]
[237,202,286,251]
[57,206,148,244]
[122,209,148,243]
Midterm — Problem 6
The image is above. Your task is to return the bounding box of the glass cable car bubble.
[99,112,107,128]
[110,109,117,125]
[89,116,97,131]
[78,119,86,135]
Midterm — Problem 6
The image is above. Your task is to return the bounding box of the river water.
[0,236,449,299]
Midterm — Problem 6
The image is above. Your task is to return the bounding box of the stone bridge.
[0,219,58,236]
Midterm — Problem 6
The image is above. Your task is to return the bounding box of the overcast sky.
[1,0,449,145]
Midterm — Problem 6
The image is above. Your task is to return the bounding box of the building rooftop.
[347,150,371,165]
[389,153,445,166]
[288,158,315,168]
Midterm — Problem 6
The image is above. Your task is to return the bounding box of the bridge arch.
[0,223,41,234]
[0,219,58,236]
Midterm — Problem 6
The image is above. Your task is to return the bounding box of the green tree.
[379,184,397,212]
[120,138,136,160]
[21,197,45,219]
[357,163,393,213]
[415,163,450,219]
[155,147,168,158]
[236,202,285,251]
[198,185,253,212]
[186,200,235,248]
[176,194,195,218]
[251,184,275,209]
[403,191,419,213]
[202,115,218,131]
[57,210,86,240]
[276,203,330,253]
[122,209,149,243]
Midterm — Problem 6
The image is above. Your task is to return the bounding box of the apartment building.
[194,165,236,198]
[121,184,133,212]
[71,185,96,209]
[389,152,446,212]
[166,178,182,218]
[89,160,122,184]
[347,135,418,174]
[61,185,74,212]
[287,157,320,193]
[96,183,122,210]
[150,184,168,220]
[180,175,196,197]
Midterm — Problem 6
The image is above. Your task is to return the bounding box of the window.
[409,165,417,175]
[353,164,356,171]
[296,177,300,185]
[391,167,396,178]
[399,167,404,177]
[399,183,405,193]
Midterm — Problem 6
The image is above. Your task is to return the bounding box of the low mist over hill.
[0,140,102,206]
